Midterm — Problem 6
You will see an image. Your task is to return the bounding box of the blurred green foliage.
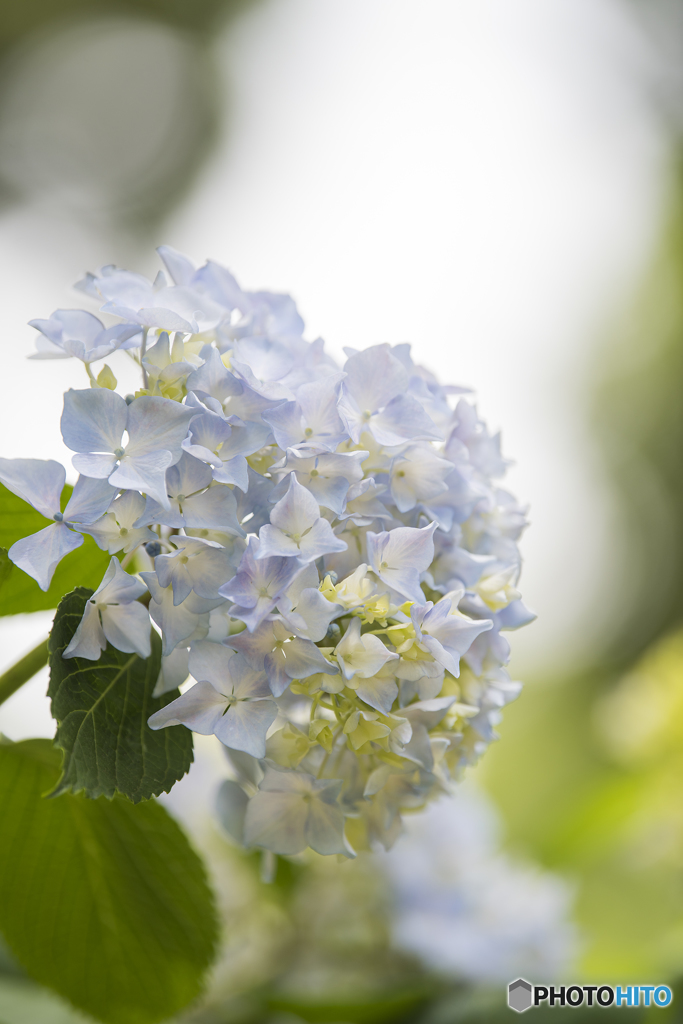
[0,0,263,229]
[483,159,683,982]
[0,0,253,44]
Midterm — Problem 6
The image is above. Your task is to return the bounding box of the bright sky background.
[0,0,672,742]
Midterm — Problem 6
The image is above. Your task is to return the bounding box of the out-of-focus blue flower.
[243,766,350,856]
[384,789,576,982]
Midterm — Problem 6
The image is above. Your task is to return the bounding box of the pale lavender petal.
[61,388,127,454]
[355,676,398,715]
[101,603,151,658]
[63,475,117,524]
[342,345,408,414]
[212,455,249,491]
[214,699,278,757]
[297,518,348,562]
[269,474,320,535]
[125,396,193,461]
[186,347,243,402]
[243,788,309,854]
[72,453,118,480]
[188,640,236,692]
[0,458,65,520]
[370,393,442,446]
[9,522,82,590]
[147,680,227,733]
[63,602,106,660]
[111,452,174,507]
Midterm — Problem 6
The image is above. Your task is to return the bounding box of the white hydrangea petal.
[212,455,249,491]
[300,518,348,562]
[9,522,83,591]
[337,618,398,679]
[371,394,443,446]
[63,476,117,524]
[255,524,301,559]
[101,603,151,658]
[188,639,236,692]
[213,698,277,758]
[124,396,193,461]
[142,572,209,655]
[269,473,320,536]
[342,345,408,415]
[111,452,174,508]
[63,601,106,660]
[92,557,145,604]
[305,798,349,856]
[61,388,127,455]
[280,587,339,642]
[147,680,227,733]
[186,346,243,402]
[72,453,119,480]
[243,788,309,854]
[0,458,65,520]
[355,675,399,715]
[153,648,190,697]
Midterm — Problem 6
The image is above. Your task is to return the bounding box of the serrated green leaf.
[0,739,218,1024]
[0,484,111,616]
[48,588,193,802]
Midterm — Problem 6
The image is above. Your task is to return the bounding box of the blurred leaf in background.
[0,0,262,231]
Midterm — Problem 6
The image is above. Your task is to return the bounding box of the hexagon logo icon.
[508,978,533,1013]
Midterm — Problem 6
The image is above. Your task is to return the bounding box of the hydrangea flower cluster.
[1,247,534,857]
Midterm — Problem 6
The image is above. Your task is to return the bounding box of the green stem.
[0,638,49,707]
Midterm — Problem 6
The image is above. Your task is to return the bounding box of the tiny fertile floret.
[0,246,535,856]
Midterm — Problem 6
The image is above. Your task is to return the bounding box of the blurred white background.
[0,0,672,741]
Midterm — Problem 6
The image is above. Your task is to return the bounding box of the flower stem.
[0,638,49,708]
[120,546,139,570]
[260,850,277,884]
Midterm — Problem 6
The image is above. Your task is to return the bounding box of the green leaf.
[0,739,218,1024]
[0,550,12,589]
[48,588,193,802]
[0,484,111,616]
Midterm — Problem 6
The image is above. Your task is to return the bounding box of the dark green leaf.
[0,550,12,589]
[0,739,218,1024]
[0,484,111,616]
[48,588,193,802]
